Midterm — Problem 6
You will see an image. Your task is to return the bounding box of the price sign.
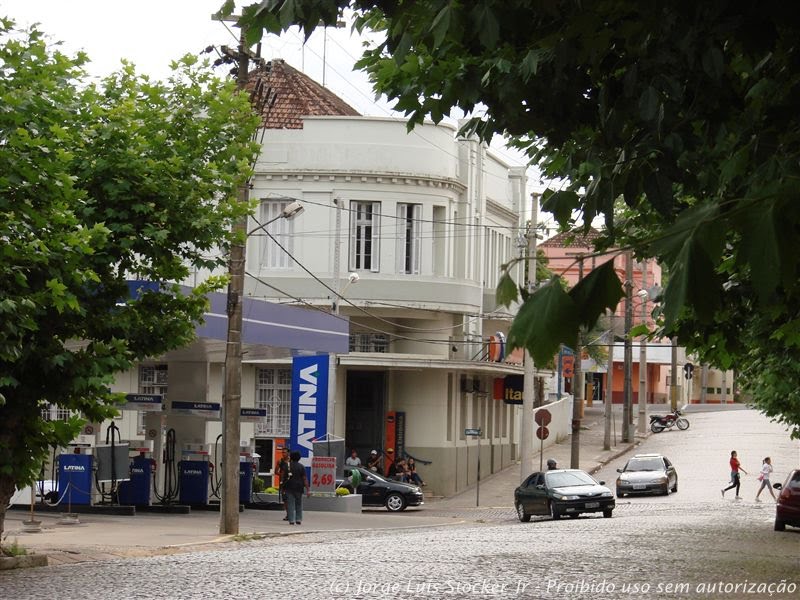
[310,456,336,494]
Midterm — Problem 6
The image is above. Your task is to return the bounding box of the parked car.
[514,469,615,521]
[338,466,424,512]
[774,468,800,531]
[616,453,678,497]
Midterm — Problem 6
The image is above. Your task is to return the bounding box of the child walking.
[721,450,747,499]
[755,457,777,502]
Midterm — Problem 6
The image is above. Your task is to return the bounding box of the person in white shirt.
[755,456,777,502]
[345,449,361,467]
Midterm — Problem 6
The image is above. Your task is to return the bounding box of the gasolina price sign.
[310,456,336,494]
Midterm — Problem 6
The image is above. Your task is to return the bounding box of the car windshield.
[546,471,596,488]
[348,468,390,483]
[624,457,665,472]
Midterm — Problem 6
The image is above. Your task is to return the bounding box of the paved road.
[2,408,798,600]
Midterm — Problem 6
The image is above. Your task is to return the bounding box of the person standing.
[284,450,310,525]
[345,449,361,467]
[755,457,777,502]
[721,450,747,499]
[276,448,290,520]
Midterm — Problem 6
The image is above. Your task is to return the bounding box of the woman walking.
[755,457,777,502]
[721,450,747,499]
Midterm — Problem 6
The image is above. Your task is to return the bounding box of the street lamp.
[221,199,304,535]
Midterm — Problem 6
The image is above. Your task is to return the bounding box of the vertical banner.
[290,354,330,467]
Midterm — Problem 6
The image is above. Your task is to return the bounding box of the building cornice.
[255,170,467,193]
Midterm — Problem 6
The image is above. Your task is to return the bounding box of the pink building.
[540,230,673,405]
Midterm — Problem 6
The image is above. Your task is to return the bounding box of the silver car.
[616,454,678,497]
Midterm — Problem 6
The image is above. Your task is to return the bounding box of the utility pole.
[604,315,615,451]
[622,251,633,443]
[570,257,584,468]
[670,338,679,410]
[219,22,259,536]
[637,261,648,435]
[521,192,538,481]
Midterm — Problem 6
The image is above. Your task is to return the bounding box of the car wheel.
[385,492,406,512]
[676,418,690,430]
[616,490,624,499]
[549,501,561,520]
[774,518,786,532]
[603,508,613,518]
[672,481,678,493]
[663,485,670,496]
[516,501,531,523]
[569,513,579,519]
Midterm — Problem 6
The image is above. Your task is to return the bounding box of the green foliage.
[0,539,28,557]
[0,19,261,531]
[234,1,800,435]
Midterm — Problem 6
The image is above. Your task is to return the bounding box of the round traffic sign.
[535,408,552,426]
[536,426,549,440]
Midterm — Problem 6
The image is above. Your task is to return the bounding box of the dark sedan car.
[774,468,800,531]
[514,469,615,521]
[616,453,678,497]
[339,466,424,512]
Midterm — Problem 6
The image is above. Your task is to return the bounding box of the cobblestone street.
[2,408,798,599]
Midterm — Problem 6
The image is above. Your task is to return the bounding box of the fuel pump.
[178,444,210,506]
[239,450,256,504]
[57,445,93,506]
[118,448,155,506]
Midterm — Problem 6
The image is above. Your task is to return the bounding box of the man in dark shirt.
[276,448,290,519]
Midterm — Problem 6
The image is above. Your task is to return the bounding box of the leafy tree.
[0,20,260,537]
[231,1,800,437]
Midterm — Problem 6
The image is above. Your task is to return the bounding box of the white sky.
[3,0,551,224]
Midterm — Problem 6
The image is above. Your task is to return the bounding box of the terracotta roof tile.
[540,228,603,248]
[247,59,360,129]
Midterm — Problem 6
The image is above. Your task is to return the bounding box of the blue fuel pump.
[57,452,93,506]
[179,456,210,505]
[118,453,153,506]
[239,457,254,504]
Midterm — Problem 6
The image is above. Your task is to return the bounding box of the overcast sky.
[3,1,549,211]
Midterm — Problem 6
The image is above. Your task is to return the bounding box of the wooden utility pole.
[220,25,251,536]
[570,257,584,468]
[622,251,634,443]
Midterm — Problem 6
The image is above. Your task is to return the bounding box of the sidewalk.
[3,404,645,567]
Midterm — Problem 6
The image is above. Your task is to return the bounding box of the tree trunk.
[0,473,16,544]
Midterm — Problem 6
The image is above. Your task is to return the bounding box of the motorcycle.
[649,409,690,433]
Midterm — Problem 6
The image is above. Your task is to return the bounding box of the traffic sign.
[536,426,549,440]
[464,428,482,437]
[683,363,694,380]
[534,409,552,426]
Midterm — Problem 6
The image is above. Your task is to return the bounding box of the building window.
[397,203,421,274]
[258,199,296,269]
[139,364,168,436]
[256,368,292,437]
[40,403,71,422]
[349,333,389,353]
[350,201,380,272]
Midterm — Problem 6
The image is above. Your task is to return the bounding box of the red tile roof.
[540,228,603,248]
[247,59,360,129]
